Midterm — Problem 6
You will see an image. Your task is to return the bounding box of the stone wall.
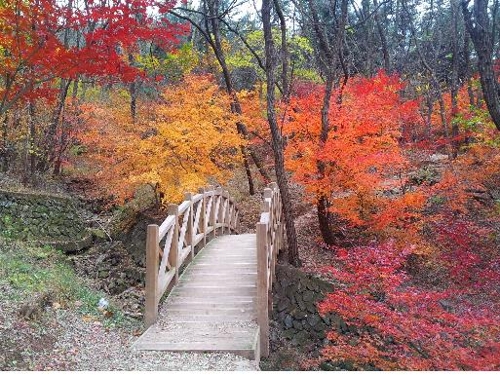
[0,190,91,252]
[272,264,346,346]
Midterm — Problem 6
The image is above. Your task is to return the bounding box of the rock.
[429,153,449,163]
[294,330,310,343]
[321,314,331,325]
[320,361,337,371]
[277,299,290,312]
[314,321,328,332]
[282,329,296,339]
[98,270,109,278]
[291,309,307,320]
[306,302,316,313]
[284,314,294,328]
[296,297,306,311]
[90,229,108,240]
[302,290,315,302]
[293,320,303,330]
[307,314,321,327]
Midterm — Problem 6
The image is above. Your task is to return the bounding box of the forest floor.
[0,173,261,371]
[0,238,258,371]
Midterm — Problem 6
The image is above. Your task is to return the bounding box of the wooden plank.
[135,233,259,361]
[133,342,256,360]
[145,225,159,328]
[158,216,175,240]
[161,315,256,323]
[256,222,270,357]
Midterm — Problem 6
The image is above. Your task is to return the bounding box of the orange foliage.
[283,72,425,227]
[75,75,244,204]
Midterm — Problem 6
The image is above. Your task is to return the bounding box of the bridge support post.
[256,222,270,358]
[145,224,159,328]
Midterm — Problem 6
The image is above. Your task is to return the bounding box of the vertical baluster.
[184,192,194,261]
[224,191,230,232]
[213,187,222,236]
[145,224,159,328]
[220,191,225,235]
[168,204,179,284]
[199,187,207,247]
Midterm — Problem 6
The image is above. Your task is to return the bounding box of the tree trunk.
[464,31,476,107]
[262,0,300,266]
[1,112,9,172]
[462,0,500,130]
[450,0,460,157]
[306,0,348,246]
[204,0,271,192]
[374,0,391,72]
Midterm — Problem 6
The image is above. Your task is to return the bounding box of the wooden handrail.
[144,186,240,328]
[256,182,285,357]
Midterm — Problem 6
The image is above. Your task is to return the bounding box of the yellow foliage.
[76,75,244,204]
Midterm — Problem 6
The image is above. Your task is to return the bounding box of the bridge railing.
[256,182,286,357]
[144,186,239,327]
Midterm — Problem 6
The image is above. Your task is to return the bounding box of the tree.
[461,0,500,131]
[284,72,424,237]
[262,0,300,266]
[0,0,184,176]
[169,0,272,195]
[294,0,349,245]
[77,75,244,204]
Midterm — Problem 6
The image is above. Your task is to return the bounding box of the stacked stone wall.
[0,190,91,252]
[272,264,346,346]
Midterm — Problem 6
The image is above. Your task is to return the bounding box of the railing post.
[199,187,207,247]
[221,190,228,235]
[230,203,236,231]
[220,191,225,236]
[225,191,231,232]
[168,204,180,284]
[184,192,194,261]
[257,222,270,357]
[145,224,159,328]
[212,187,221,237]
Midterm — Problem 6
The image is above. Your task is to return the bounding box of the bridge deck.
[133,234,260,359]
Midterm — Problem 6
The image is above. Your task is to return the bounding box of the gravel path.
[46,310,259,371]
[0,285,259,371]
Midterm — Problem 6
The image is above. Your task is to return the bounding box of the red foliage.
[284,72,424,227]
[318,242,500,370]
[0,0,186,110]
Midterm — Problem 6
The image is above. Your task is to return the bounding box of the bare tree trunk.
[464,31,476,107]
[28,102,37,176]
[306,0,349,246]
[1,112,9,172]
[262,0,300,266]
[374,0,391,72]
[450,0,460,157]
[462,0,500,130]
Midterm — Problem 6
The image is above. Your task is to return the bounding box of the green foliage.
[224,30,318,83]
[137,42,199,83]
[0,239,129,327]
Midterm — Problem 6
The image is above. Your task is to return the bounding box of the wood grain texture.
[134,234,260,360]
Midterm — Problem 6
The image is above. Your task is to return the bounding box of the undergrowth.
[0,238,133,328]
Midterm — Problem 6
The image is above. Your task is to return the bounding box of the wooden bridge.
[132,183,284,361]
